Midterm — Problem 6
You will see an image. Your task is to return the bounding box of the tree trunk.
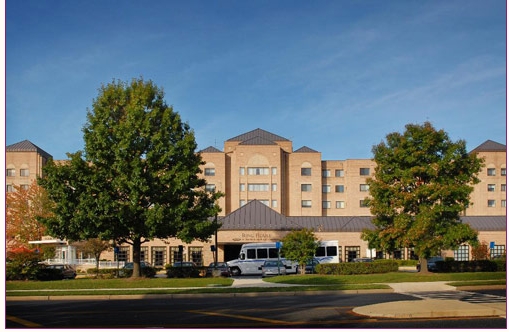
[419,257,429,273]
[132,238,142,278]
[95,253,100,278]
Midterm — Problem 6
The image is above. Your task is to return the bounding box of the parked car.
[261,260,287,278]
[352,257,373,263]
[416,256,444,272]
[305,258,321,274]
[37,264,77,280]
[123,261,152,269]
[172,261,197,267]
[167,261,200,278]
[205,262,231,277]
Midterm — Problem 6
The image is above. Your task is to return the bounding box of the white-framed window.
[239,167,245,175]
[322,185,331,193]
[204,168,215,176]
[487,184,496,192]
[501,184,506,192]
[271,200,277,208]
[301,184,312,192]
[322,169,331,178]
[336,201,345,209]
[20,169,29,177]
[271,184,277,192]
[247,183,269,191]
[301,168,312,176]
[488,199,496,207]
[260,200,269,206]
[360,168,370,176]
[271,167,277,175]
[454,244,469,261]
[487,168,496,176]
[360,184,370,192]
[502,200,506,208]
[335,169,344,177]
[239,183,245,192]
[322,201,331,209]
[6,169,15,177]
[247,167,269,175]
[301,200,312,208]
[205,184,216,192]
[6,185,14,192]
[335,185,344,193]
[501,168,506,176]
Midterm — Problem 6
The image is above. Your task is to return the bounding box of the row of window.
[488,200,506,208]
[487,184,506,192]
[6,169,30,177]
[487,168,507,176]
[302,200,369,209]
[204,167,372,177]
[114,245,205,267]
[6,184,29,192]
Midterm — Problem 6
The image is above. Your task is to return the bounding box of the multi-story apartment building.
[6,129,506,267]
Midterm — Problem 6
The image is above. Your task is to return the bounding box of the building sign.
[241,232,274,240]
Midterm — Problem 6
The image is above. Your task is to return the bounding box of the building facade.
[5,129,507,268]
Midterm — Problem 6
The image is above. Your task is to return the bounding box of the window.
[322,169,331,178]
[204,168,215,176]
[502,168,506,176]
[239,167,245,175]
[335,169,344,177]
[6,185,14,192]
[260,200,269,206]
[189,247,203,266]
[335,185,344,193]
[118,247,130,262]
[171,246,185,264]
[487,168,496,176]
[151,247,166,266]
[502,200,506,208]
[20,169,29,177]
[272,167,277,175]
[140,247,148,262]
[301,168,312,176]
[271,200,277,208]
[247,167,269,175]
[487,184,496,192]
[336,201,345,209]
[502,184,506,192]
[360,199,369,208]
[239,183,245,192]
[240,200,246,207]
[257,248,268,259]
[247,183,269,191]
[301,184,312,192]
[490,245,506,259]
[205,184,216,192]
[272,184,277,192]
[360,168,370,176]
[20,184,29,191]
[6,169,15,177]
[346,246,360,262]
[360,184,370,192]
[454,244,469,261]
[301,200,312,208]
[322,201,331,209]
[322,185,331,193]
[488,199,496,207]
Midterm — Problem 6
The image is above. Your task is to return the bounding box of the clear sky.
[5,0,507,161]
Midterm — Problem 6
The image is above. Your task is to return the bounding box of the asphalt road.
[5,290,506,328]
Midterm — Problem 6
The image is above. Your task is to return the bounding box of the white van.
[226,242,299,276]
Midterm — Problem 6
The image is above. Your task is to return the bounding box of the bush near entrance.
[316,260,399,275]
[435,259,505,273]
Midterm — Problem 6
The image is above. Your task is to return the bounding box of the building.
[5,129,507,268]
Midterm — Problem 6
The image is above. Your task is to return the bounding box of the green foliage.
[166,266,201,278]
[315,261,399,275]
[6,251,42,281]
[38,78,223,277]
[280,229,319,274]
[435,260,503,272]
[362,122,483,259]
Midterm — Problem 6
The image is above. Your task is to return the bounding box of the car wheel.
[230,267,241,276]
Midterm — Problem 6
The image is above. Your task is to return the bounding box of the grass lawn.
[6,271,505,297]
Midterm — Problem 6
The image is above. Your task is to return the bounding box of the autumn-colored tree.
[471,241,489,261]
[74,238,112,277]
[6,181,54,251]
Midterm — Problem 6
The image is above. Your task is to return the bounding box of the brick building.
[6,129,507,267]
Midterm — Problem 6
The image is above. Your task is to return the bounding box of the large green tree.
[280,229,319,274]
[39,78,222,277]
[361,122,483,273]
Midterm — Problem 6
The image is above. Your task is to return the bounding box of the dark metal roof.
[199,146,223,153]
[294,146,319,153]
[6,140,52,159]
[226,128,290,143]
[470,140,506,153]
[239,136,277,146]
[219,200,506,233]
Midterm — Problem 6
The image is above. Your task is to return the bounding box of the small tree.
[471,241,489,261]
[362,122,483,273]
[280,229,319,274]
[75,238,112,277]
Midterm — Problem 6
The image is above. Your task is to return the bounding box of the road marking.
[188,309,296,325]
[6,315,43,327]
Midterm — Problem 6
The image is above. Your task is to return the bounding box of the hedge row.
[315,260,399,275]
[86,266,157,278]
[434,260,506,273]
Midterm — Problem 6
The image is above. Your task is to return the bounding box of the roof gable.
[470,140,506,153]
[199,146,223,153]
[294,146,319,153]
[227,128,290,143]
[6,140,52,159]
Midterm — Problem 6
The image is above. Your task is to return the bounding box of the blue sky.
[5,0,507,161]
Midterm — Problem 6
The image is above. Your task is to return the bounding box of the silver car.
[261,260,287,278]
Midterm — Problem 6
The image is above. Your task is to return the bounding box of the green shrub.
[435,260,500,272]
[6,251,42,281]
[166,266,201,278]
[315,260,398,275]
